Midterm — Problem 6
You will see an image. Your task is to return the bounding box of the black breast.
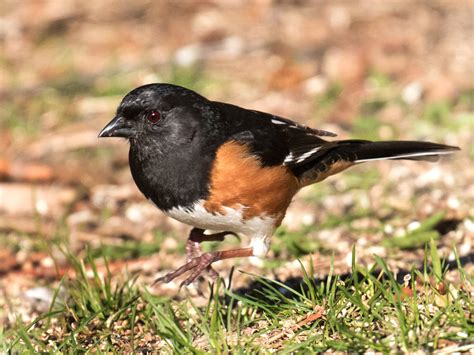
[128,139,215,211]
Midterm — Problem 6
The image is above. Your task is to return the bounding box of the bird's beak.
[98,115,136,138]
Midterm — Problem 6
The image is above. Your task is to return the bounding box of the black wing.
[214,101,337,169]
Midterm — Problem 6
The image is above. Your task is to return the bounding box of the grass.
[89,231,184,261]
[3,241,472,353]
[1,38,471,353]
[312,82,343,121]
[0,61,213,139]
[383,212,445,250]
[272,226,328,258]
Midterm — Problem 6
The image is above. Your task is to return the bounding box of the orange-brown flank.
[204,141,299,223]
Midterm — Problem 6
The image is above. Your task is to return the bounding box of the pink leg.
[185,228,238,280]
[186,228,236,260]
[153,247,253,288]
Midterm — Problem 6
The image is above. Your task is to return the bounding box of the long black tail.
[337,140,460,163]
[297,140,459,186]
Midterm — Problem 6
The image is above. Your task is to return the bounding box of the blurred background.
[0,0,473,318]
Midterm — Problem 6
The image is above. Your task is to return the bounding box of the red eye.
[146,110,161,124]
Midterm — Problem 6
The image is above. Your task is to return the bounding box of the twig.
[265,305,325,345]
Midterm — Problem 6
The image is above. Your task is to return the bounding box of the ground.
[0,1,473,352]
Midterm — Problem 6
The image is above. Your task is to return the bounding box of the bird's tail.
[341,140,460,163]
[297,140,459,186]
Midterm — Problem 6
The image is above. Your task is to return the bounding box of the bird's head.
[99,83,210,146]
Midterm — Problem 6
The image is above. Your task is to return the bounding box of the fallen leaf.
[0,248,19,275]
[265,306,325,345]
[401,286,414,299]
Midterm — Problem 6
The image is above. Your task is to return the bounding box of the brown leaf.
[323,47,368,85]
[0,159,9,179]
[267,61,312,91]
[294,307,325,328]
[265,306,325,345]
[401,286,414,300]
[436,281,447,295]
[0,159,54,182]
[0,248,19,275]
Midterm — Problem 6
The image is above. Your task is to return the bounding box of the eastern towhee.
[99,83,459,287]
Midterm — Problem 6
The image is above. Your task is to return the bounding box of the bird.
[98,83,459,288]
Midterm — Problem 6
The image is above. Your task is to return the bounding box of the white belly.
[163,200,276,257]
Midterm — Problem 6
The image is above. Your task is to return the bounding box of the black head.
[98,83,212,147]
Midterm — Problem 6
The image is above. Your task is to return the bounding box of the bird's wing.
[225,107,338,168]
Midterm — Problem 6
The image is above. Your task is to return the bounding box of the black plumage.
[98,83,459,287]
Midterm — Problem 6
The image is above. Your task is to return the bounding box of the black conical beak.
[98,116,136,138]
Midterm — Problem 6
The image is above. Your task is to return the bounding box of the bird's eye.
[146,110,161,124]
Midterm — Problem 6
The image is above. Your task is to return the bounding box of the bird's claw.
[152,252,218,287]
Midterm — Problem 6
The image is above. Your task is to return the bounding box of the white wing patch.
[284,146,323,165]
[268,114,337,165]
[270,117,310,131]
[283,152,294,164]
[268,114,337,137]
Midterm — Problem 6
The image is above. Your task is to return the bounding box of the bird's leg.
[186,228,237,260]
[184,228,238,280]
[153,247,253,288]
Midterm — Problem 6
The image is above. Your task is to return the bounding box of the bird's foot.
[184,230,240,281]
[152,247,253,288]
[185,239,202,260]
[153,252,219,288]
[185,239,219,280]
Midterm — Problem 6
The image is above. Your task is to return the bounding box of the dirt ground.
[0,0,473,327]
